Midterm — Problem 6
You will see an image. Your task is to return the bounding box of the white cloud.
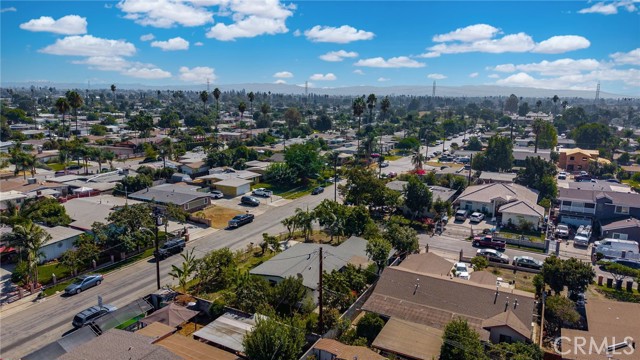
[353,69,365,75]
[424,24,591,57]
[140,33,155,41]
[304,25,374,43]
[179,66,216,82]
[427,73,447,80]
[354,56,425,68]
[578,1,637,15]
[117,0,214,28]
[40,35,136,57]
[293,29,301,37]
[274,79,287,84]
[72,56,171,79]
[206,0,293,41]
[433,24,500,42]
[610,48,640,65]
[19,15,87,35]
[194,41,204,46]
[533,35,590,54]
[1,7,17,13]
[150,37,189,51]
[319,50,358,62]
[490,58,602,76]
[469,72,479,78]
[495,69,640,89]
[309,73,337,81]
[377,77,390,82]
[273,71,293,78]
[488,74,500,79]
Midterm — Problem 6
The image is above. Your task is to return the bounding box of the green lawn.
[252,182,326,200]
[384,155,402,161]
[46,163,67,171]
[497,229,545,242]
[38,262,72,285]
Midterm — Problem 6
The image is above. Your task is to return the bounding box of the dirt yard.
[193,205,244,229]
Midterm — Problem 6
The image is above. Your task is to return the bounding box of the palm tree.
[6,221,51,288]
[366,93,377,124]
[411,152,425,170]
[380,96,390,120]
[552,95,559,114]
[260,102,270,122]
[168,249,197,293]
[104,150,115,170]
[55,97,70,139]
[352,96,366,162]
[532,118,544,154]
[535,100,542,113]
[66,91,83,135]
[110,84,116,104]
[213,87,221,130]
[248,91,255,117]
[199,90,209,114]
[238,101,247,120]
[561,100,568,110]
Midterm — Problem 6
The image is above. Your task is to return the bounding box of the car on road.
[472,235,506,250]
[67,164,82,170]
[228,213,255,228]
[252,188,273,197]
[558,172,567,180]
[241,196,260,206]
[512,256,543,270]
[469,212,485,223]
[311,186,324,195]
[72,304,118,328]
[65,274,104,295]
[454,262,470,280]
[379,161,389,168]
[476,249,510,264]
[386,171,397,178]
[155,238,186,259]
[555,224,570,238]
[210,190,224,199]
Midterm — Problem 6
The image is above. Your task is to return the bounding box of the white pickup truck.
[252,188,273,198]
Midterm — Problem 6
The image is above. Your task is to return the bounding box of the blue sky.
[1,1,639,95]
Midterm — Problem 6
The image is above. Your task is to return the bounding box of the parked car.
[67,164,82,170]
[476,249,510,264]
[455,209,469,221]
[555,224,570,238]
[210,190,224,199]
[72,304,118,328]
[512,256,544,270]
[454,262,470,280]
[241,196,260,206]
[311,186,324,195]
[228,213,255,228]
[558,172,567,180]
[611,259,640,270]
[469,212,485,223]
[155,238,186,259]
[252,188,273,198]
[64,274,104,295]
[472,235,506,250]
[379,161,389,168]
[386,172,397,178]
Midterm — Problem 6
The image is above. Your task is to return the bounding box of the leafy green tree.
[562,106,588,128]
[4,221,51,287]
[272,276,307,315]
[404,175,433,219]
[471,256,489,271]
[312,113,332,131]
[89,124,107,136]
[107,203,155,251]
[284,107,302,130]
[61,249,82,276]
[540,256,565,294]
[243,316,305,360]
[545,295,580,335]
[440,318,488,360]
[599,261,639,283]
[344,205,374,237]
[515,157,558,201]
[366,237,391,272]
[384,223,419,255]
[572,123,611,150]
[20,197,72,227]
[339,166,387,208]
[356,313,385,344]
[488,342,543,360]
[474,135,513,172]
[195,248,237,293]
[380,96,391,119]
[517,102,529,117]
[115,173,153,194]
[465,136,483,151]
[562,257,595,295]
[66,90,83,134]
[284,143,322,183]
[234,274,272,313]
[504,94,519,113]
[536,120,558,150]
[128,111,154,137]
[168,248,197,293]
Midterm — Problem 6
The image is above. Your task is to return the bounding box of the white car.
[469,212,485,223]
[454,262,470,280]
[555,224,570,238]
[252,188,273,198]
[210,190,224,199]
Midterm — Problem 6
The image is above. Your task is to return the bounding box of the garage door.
[559,215,592,227]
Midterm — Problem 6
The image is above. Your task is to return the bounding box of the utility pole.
[333,155,338,203]
[152,207,164,290]
[468,154,473,184]
[318,247,324,334]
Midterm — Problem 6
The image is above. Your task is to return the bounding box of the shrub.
[471,256,489,271]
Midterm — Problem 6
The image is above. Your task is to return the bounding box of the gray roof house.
[40,225,84,262]
[477,171,517,184]
[250,237,375,300]
[129,184,210,212]
[455,183,539,217]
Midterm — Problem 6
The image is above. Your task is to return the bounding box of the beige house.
[455,183,539,217]
[499,200,545,230]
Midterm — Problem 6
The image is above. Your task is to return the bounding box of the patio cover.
[141,303,199,327]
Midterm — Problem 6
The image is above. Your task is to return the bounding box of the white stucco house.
[40,225,84,262]
[499,200,545,230]
[455,183,540,218]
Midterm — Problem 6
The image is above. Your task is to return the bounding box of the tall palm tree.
[212,87,221,129]
[55,97,70,139]
[260,102,270,122]
[532,118,544,154]
[366,94,377,124]
[552,95,559,115]
[380,96,390,120]
[248,91,255,117]
[199,90,209,114]
[411,152,425,170]
[6,221,51,287]
[110,84,116,104]
[352,96,366,162]
[536,100,542,113]
[66,91,83,135]
[238,101,247,120]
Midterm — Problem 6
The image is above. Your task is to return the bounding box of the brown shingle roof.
[372,318,442,360]
[397,253,454,276]
[481,310,531,338]
[362,267,535,340]
[314,339,386,360]
[59,329,180,360]
[156,333,241,360]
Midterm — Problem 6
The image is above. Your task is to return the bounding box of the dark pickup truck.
[155,238,186,259]
[228,214,255,228]
[472,235,506,250]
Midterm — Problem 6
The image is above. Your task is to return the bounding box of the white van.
[595,239,640,259]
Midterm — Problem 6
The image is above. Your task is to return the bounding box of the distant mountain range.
[2,81,633,99]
